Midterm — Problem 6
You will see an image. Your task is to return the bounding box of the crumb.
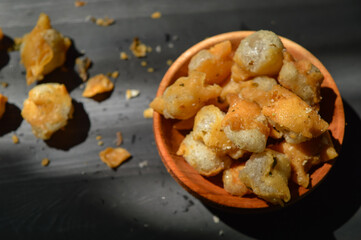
[85,15,96,22]
[168,43,174,48]
[213,216,220,223]
[151,11,162,19]
[219,230,224,236]
[12,134,19,144]
[143,108,153,118]
[0,82,9,88]
[82,74,114,97]
[138,160,148,168]
[147,46,152,53]
[155,45,161,53]
[161,196,166,200]
[41,158,50,167]
[96,135,102,140]
[120,52,129,60]
[95,16,115,26]
[99,147,131,169]
[74,0,87,7]
[75,57,92,81]
[140,61,147,67]
[147,67,154,73]
[111,71,119,78]
[7,37,22,52]
[126,89,140,100]
[98,141,104,146]
[130,37,149,58]
[166,59,173,66]
[116,131,123,146]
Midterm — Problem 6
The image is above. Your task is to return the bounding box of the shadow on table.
[207,100,361,240]
[0,103,23,136]
[0,35,13,70]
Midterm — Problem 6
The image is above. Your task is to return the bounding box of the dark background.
[0,0,360,239]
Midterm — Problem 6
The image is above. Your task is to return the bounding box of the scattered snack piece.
[7,37,23,52]
[140,61,147,67]
[20,13,71,85]
[97,141,104,146]
[0,82,9,88]
[138,160,148,168]
[41,158,50,167]
[111,71,119,79]
[82,74,114,97]
[120,51,129,60]
[151,11,162,19]
[147,67,154,73]
[75,56,92,81]
[166,59,173,66]
[21,83,73,140]
[143,108,153,118]
[126,89,140,100]
[212,216,220,224]
[95,16,115,27]
[130,37,149,58]
[96,135,102,140]
[0,94,7,119]
[116,131,123,146]
[12,134,19,144]
[74,0,87,7]
[99,147,131,169]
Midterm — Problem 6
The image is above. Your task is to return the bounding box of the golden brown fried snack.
[0,93,8,119]
[262,85,329,143]
[272,131,338,188]
[222,98,270,153]
[177,131,231,177]
[233,30,284,77]
[20,13,71,85]
[82,74,114,97]
[223,163,250,197]
[21,83,73,140]
[188,40,233,85]
[150,71,222,120]
[239,149,291,205]
[99,147,131,169]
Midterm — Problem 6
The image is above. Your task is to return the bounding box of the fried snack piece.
[82,74,114,97]
[188,40,233,85]
[150,71,222,120]
[99,147,131,169]
[239,149,291,205]
[230,62,253,82]
[21,13,71,85]
[234,30,284,77]
[222,98,270,153]
[21,83,73,140]
[223,163,250,196]
[278,53,324,107]
[262,85,329,143]
[177,131,231,177]
[75,56,92,82]
[0,93,8,119]
[272,131,338,188]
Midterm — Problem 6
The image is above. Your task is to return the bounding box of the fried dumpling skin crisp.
[0,93,8,119]
[82,74,114,97]
[21,83,73,140]
[239,149,291,205]
[222,98,270,153]
[278,55,324,107]
[223,163,250,197]
[21,13,71,85]
[234,30,284,76]
[150,71,222,120]
[177,131,231,177]
[188,40,233,85]
[262,85,328,143]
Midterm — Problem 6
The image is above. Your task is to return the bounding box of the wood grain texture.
[0,0,360,239]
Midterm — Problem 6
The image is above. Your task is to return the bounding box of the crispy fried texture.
[21,83,73,140]
[0,93,8,119]
[177,131,231,177]
[150,71,222,120]
[82,74,114,97]
[99,147,131,169]
[239,149,291,205]
[223,163,250,196]
[21,13,71,85]
[188,40,233,85]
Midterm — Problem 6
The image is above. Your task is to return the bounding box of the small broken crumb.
[41,158,50,167]
[120,52,129,60]
[146,46,152,53]
[213,216,220,223]
[166,59,173,66]
[155,45,162,53]
[111,71,119,79]
[97,141,104,146]
[143,108,154,118]
[0,82,9,88]
[75,56,92,81]
[12,134,19,144]
[130,37,149,58]
[219,230,224,236]
[140,61,148,67]
[82,74,114,97]
[168,43,174,48]
[74,0,87,7]
[95,16,115,27]
[126,89,140,100]
[7,37,23,52]
[96,135,102,140]
[116,131,123,146]
[147,67,154,73]
[138,160,148,168]
[99,147,131,169]
[151,11,162,19]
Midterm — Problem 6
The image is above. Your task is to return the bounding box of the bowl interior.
[153,31,345,210]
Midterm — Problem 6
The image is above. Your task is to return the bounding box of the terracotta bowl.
[153,31,345,211]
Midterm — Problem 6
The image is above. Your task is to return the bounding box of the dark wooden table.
[0,0,360,239]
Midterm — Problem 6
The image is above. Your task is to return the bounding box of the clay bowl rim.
[153,31,345,212]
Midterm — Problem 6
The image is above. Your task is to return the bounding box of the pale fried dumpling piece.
[278,56,324,107]
[239,149,291,205]
[21,83,73,140]
[20,13,71,85]
[223,163,250,196]
[150,71,222,120]
[176,131,231,177]
[234,30,284,76]
[0,93,8,119]
[262,85,329,143]
[222,98,270,153]
[272,131,338,188]
[188,40,233,85]
[82,74,114,97]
